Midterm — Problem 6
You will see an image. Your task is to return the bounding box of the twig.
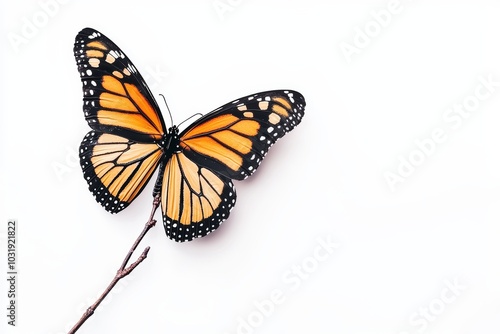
[68,195,161,333]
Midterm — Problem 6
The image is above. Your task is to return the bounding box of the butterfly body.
[74,28,305,242]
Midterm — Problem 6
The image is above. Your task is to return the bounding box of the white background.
[2,0,500,333]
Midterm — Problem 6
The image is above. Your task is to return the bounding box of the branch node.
[85,307,94,317]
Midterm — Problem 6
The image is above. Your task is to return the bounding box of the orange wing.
[159,152,236,242]
[180,90,305,180]
[74,28,166,142]
[80,131,163,213]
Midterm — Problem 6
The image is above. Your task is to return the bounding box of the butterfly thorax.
[160,126,182,155]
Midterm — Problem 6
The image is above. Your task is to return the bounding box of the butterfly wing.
[161,90,305,242]
[158,152,236,242]
[74,27,166,142]
[80,131,163,213]
[180,90,305,180]
[74,28,166,212]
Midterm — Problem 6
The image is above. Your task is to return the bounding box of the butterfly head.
[168,125,179,136]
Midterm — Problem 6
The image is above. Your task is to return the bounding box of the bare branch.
[68,195,161,333]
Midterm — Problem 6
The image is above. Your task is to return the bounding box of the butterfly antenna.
[159,94,174,127]
[178,113,204,129]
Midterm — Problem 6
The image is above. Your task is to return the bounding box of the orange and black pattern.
[74,28,306,242]
[80,131,163,213]
[180,91,305,181]
[74,28,165,142]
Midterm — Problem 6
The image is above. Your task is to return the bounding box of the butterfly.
[73,28,306,242]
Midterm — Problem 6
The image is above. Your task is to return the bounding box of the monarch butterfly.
[74,28,306,242]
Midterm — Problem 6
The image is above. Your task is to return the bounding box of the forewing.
[179,90,305,180]
[74,27,166,142]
